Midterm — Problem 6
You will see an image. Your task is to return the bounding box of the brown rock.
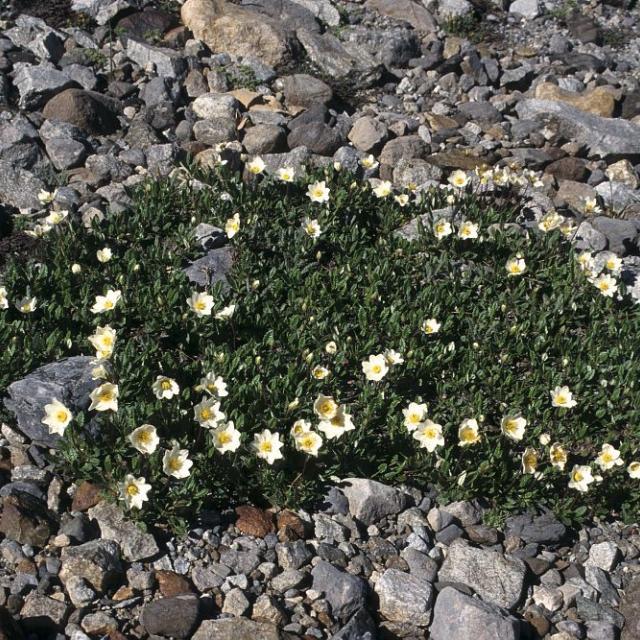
[534,82,618,118]
[235,505,275,538]
[156,571,193,597]
[545,157,589,182]
[112,586,135,601]
[555,179,597,212]
[42,89,121,135]
[72,481,102,512]
[524,610,550,637]
[426,151,492,171]
[277,510,308,541]
[0,494,56,548]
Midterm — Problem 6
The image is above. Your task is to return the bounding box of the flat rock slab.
[438,540,526,610]
[4,356,98,447]
[430,587,521,640]
[184,246,234,291]
[191,618,281,640]
[515,99,640,159]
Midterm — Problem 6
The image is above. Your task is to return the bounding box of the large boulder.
[13,62,78,110]
[375,569,434,626]
[0,160,46,210]
[430,588,521,640]
[42,89,121,135]
[534,82,617,118]
[340,478,409,525]
[4,356,99,447]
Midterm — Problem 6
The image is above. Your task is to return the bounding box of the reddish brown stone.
[277,510,308,541]
[71,482,101,512]
[112,586,135,602]
[155,571,193,597]
[235,506,275,538]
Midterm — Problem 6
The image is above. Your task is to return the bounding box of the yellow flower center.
[56,410,68,423]
[200,408,212,420]
[99,391,113,402]
[260,441,272,453]
[161,380,172,390]
[138,430,151,444]
[461,427,476,442]
[601,452,614,463]
[217,431,231,445]
[195,300,206,310]
[300,435,314,448]
[320,401,334,415]
[126,483,139,496]
[169,457,182,471]
[423,427,437,439]
[572,470,583,483]
[371,364,381,374]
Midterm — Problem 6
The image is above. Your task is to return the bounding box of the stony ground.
[0,0,639,637]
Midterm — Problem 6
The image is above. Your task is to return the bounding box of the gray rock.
[192,618,280,640]
[366,0,437,33]
[13,62,78,110]
[193,118,238,145]
[222,588,250,616]
[280,73,333,108]
[458,101,501,124]
[87,502,158,562]
[504,512,567,545]
[271,568,307,591]
[276,540,313,570]
[438,0,474,18]
[219,548,261,574]
[330,608,377,640]
[242,124,286,154]
[509,0,540,19]
[393,158,442,188]
[45,138,87,170]
[342,25,420,68]
[141,595,201,639]
[146,143,179,177]
[184,246,234,291]
[379,136,427,167]
[576,596,625,627]
[515,99,640,158]
[126,39,187,78]
[191,564,230,591]
[341,478,409,525]
[590,217,639,255]
[72,0,137,24]
[192,93,239,120]
[65,576,96,608]
[60,540,122,594]
[20,592,70,633]
[289,0,341,26]
[0,160,46,210]
[62,63,98,91]
[5,15,66,63]
[311,560,368,621]
[401,547,439,582]
[4,356,98,447]
[438,540,526,610]
[595,182,640,217]
[573,221,608,252]
[348,116,388,153]
[288,121,345,156]
[430,587,521,640]
[376,568,433,626]
[587,541,620,572]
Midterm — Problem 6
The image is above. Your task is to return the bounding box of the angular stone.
[620,575,640,640]
[42,89,120,135]
[126,39,187,77]
[438,540,526,610]
[184,246,233,291]
[13,62,78,109]
[60,539,122,593]
[590,216,639,254]
[192,93,239,120]
[288,121,345,155]
[0,493,56,547]
[311,560,368,620]
[504,512,567,545]
[348,116,388,153]
[235,505,275,538]
[366,0,436,32]
[20,593,69,633]
[192,618,281,640]
[430,587,520,640]
[534,83,617,118]
[87,502,159,562]
[509,0,539,18]
[587,541,620,572]
[5,15,66,63]
[156,570,193,597]
[376,568,433,626]
[71,482,101,512]
[379,136,427,167]
[242,124,285,155]
[45,138,87,171]
[222,587,250,616]
[4,356,98,448]
[141,595,201,639]
[515,99,640,158]
[193,118,237,145]
[340,478,409,525]
[0,161,44,210]
[280,74,333,109]
[271,568,307,592]
[331,608,377,640]
[72,0,137,24]
[606,159,639,189]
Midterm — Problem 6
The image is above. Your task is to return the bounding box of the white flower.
[550,442,568,470]
[362,354,389,381]
[539,433,551,446]
[501,415,527,441]
[394,194,409,207]
[246,156,265,174]
[295,430,323,456]
[252,429,284,465]
[421,318,441,335]
[521,447,538,474]
[595,443,624,471]
[198,372,228,398]
[506,257,526,276]
[88,325,116,359]
[91,362,109,380]
[16,296,37,313]
[583,198,601,215]
[303,217,322,238]
[291,419,312,437]
[120,474,151,510]
[601,251,622,273]
[38,189,56,205]
[318,406,355,440]
[458,419,480,446]
[413,419,444,452]
[225,213,240,238]
[576,251,595,273]
[163,444,193,479]
[538,211,565,233]
[433,219,452,240]
[568,464,594,492]
[276,167,295,182]
[403,402,428,432]
[89,382,119,412]
[325,341,337,355]
[128,424,159,454]
[312,365,330,380]
[314,394,338,420]
[152,376,180,400]
[550,385,577,409]
[627,461,640,479]
[71,263,82,274]
[372,180,392,198]
[360,155,379,170]
[307,180,330,204]
[25,224,52,238]
[215,304,236,320]
[187,291,214,317]
[91,289,121,314]
[0,286,8,310]
[211,421,241,454]
[591,273,617,298]
[194,397,225,428]
[45,209,68,225]
[41,399,73,436]
[458,221,479,239]
[448,169,469,189]
[96,247,112,263]
[383,349,404,366]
